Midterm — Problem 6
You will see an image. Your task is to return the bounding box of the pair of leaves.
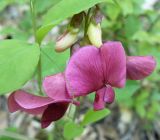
[0,40,40,94]
[37,0,108,43]
[63,108,110,139]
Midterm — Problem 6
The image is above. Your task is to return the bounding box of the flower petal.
[8,92,47,115]
[14,90,78,108]
[66,46,104,97]
[100,41,126,88]
[14,90,54,109]
[94,88,105,111]
[43,73,70,100]
[93,85,115,111]
[127,56,156,80]
[8,90,79,116]
[41,102,69,128]
[8,93,21,112]
[104,85,115,103]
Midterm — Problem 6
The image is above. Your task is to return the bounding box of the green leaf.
[132,0,144,15]
[106,3,121,20]
[0,40,40,94]
[34,0,61,14]
[63,121,84,140]
[41,43,70,77]
[135,90,149,103]
[146,102,159,120]
[81,108,110,126]
[115,80,140,102]
[124,15,142,38]
[116,0,133,16]
[136,104,146,118]
[151,91,160,101]
[132,31,150,42]
[37,0,107,43]
[132,31,160,44]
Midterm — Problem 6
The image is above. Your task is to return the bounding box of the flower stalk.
[30,0,43,95]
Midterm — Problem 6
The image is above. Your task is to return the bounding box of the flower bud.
[55,30,78,52]
[55,13,83,52]
[127,56,156,80]
[87,22,102,48]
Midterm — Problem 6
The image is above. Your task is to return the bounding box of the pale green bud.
[55,30,78,52]
[87,22,102,48]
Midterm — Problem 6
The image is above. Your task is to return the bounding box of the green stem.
[30,0,37,42]
[37,56,42,95]
[30,0,43,95]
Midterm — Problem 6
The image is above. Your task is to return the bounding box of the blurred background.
[0,0,160,140]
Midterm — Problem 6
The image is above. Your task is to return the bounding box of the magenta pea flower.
[8,73,79,128]
[65,41,156,110]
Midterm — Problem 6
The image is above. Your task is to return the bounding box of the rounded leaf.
[0,40,40,94]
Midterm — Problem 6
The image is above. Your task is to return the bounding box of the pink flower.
[8,73,79,128]
[65,41,156,110]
